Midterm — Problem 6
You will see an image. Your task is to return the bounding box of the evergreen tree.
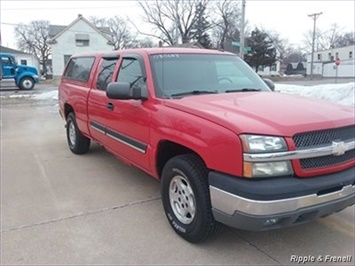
[244,28,276,72]
[191,2,212,48]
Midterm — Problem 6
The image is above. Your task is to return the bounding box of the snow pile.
[275,82,354,107]
[32,90,58,100]
[8,94,32,99]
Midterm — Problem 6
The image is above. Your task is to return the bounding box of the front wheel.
[18,77,35,90]
[66,112,90,154]
[161,154,223,243]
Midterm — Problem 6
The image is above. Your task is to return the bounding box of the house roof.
[48,14,112,43]
[0,45,32,55]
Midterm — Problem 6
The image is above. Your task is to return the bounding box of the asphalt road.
[1,81,354,265]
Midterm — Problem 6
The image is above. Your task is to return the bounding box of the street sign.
[231,41,240,47]
[335,58,340,65]
[244,47,251,52]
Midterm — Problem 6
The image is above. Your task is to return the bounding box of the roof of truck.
[71,47,236,58]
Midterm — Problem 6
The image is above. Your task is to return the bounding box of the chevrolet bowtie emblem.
[332,141,346,156]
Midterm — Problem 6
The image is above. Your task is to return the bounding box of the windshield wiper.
[225,88,261,93]
[171,90,218,98]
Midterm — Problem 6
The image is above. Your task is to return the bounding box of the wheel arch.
[156,140,207,180]
[64,103,74,120]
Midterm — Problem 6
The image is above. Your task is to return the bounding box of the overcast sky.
[1,0,354,48]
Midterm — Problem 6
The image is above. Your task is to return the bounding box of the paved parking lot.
[1,81,354,265]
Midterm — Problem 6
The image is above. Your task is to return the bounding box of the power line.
[1,5,127,11]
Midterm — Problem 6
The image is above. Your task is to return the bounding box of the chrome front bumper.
[208,168,355,231]
[210,184,355,216]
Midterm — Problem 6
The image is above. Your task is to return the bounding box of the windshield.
[149,53,270,98]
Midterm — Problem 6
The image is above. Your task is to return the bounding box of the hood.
[164,92,354,137]
[17,65,38,75]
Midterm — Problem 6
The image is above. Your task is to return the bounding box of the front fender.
[15,72,40,84]
[151,105,243,177]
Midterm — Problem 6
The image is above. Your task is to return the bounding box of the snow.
[32,90,58,100]
[8,94,32,99]
[275,82,354,107]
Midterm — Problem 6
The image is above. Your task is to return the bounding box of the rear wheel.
[66,112,90,154]
[19,77,35,90]
[161,154,223,243]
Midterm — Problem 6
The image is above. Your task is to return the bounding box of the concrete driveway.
[1,83,354,265]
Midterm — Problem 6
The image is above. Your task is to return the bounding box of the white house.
[0,45,40,74]
[48,14,113,78]
[256,41,283,77]
[306,45,354,77]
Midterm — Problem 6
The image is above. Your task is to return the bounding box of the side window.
[96,58,118,91]
[63,57,95,82]
[116,58,145,88]
[1,56,11,65]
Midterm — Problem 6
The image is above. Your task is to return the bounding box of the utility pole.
[308,12,322,79]
[240,0,246,60]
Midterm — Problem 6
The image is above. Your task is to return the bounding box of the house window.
[20,60,27,65]
[328,53,332,60]
[335,52,339,59]
[271,63,277,71]
[350,51,353,59]
[317,54,322,60]
[75,34,90,47]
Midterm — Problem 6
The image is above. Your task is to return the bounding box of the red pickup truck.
[59,48,355,243]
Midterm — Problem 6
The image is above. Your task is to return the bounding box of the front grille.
[300,150,355,169]
[293,125,355,170]
[293,125,355,149]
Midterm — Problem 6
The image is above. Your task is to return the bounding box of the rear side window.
[64,57,95,82]
[96,58,118,91]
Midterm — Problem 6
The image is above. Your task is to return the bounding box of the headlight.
[240,135,288,153]
[240,134,293,178]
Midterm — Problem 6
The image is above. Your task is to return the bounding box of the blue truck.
[0,53,39,90]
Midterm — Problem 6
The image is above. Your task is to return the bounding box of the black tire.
[19,77,35,90]
[161,154,223,243]
[66,112,90,154]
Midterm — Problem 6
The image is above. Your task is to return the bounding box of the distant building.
[306,45,355,77]
[284,62,307,76]
[0,45,40,74]
[48,14,113,78]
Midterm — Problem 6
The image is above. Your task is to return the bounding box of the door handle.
[107,102,114,111]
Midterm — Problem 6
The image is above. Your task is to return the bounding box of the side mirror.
[263,78,275,91]
[106,82,146,100]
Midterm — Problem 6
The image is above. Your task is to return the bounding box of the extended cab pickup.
[59,48,355,243]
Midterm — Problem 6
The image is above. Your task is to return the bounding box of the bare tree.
[137,0,210,45]
[15,20,51,75]
[90,16,138,50]
[260,28,291,61]
[211,0,241,50]
[302,24,353,52]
